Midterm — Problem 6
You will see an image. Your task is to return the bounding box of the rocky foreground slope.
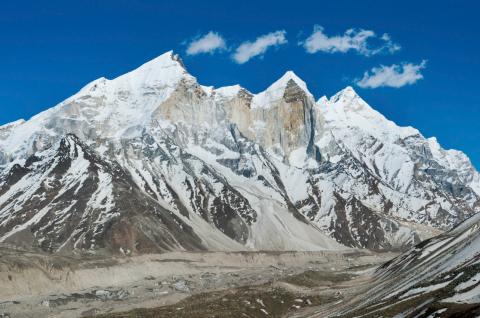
[315,210,480,317]
[0,51,479,254]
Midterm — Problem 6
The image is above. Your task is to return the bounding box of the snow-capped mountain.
[0,51,479,254]
[327,211,480,317]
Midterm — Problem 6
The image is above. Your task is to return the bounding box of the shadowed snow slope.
[0,51,479,254]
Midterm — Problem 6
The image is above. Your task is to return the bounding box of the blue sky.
[1,0,479,167]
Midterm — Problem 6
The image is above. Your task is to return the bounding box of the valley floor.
[0,245,393,318]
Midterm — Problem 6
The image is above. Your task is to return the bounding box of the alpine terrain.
[314,209,480,317]
[1,51,479,255]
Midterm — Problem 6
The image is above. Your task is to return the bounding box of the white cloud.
[301,25,400,56]
[356,61,427,88]
[232,30,287,64]
[186,31,226,55]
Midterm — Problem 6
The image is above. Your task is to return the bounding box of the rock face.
[0,51,479,254]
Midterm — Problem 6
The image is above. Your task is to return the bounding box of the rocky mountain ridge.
[0,51,479,254]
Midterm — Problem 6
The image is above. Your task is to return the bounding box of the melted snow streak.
[0,50,479,254]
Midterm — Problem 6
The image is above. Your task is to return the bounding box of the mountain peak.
[280,70,302,81]
[109,50,192,89]
[330,86,360,103]
[272,70,309,94]
[251,70,312,108]
[320,85,421,144]
[136,50,183,72]
[73,51,191,99]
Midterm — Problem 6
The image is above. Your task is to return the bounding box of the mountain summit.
[0,51,479,254]
[251,70,313,108]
